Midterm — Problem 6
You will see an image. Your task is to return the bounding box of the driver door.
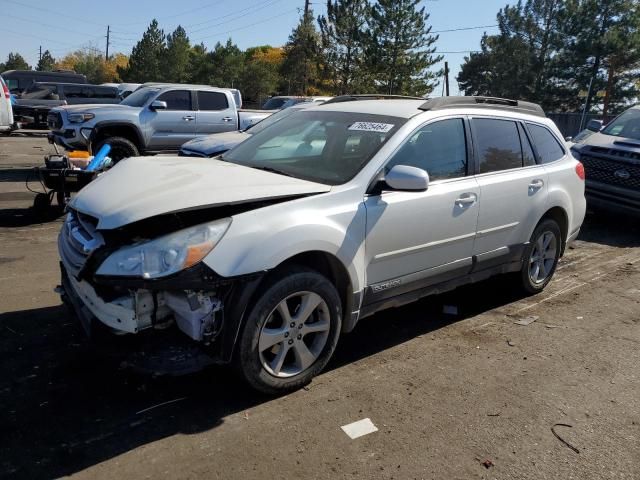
[364,117,480,304]
[147,90,196,150]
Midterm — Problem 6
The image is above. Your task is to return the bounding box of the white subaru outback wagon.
[58,96,586,393]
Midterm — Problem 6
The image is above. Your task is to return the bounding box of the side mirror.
[586,119,603,132]
[565,136,573,142]
[150,100,167,111]
[385,165,430,191]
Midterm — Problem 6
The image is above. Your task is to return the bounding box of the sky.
[0,0,509,95]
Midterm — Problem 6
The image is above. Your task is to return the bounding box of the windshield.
[120,87,159,107]
[222,111,406,185]
[246,106,310,135]
[262,97,290,110]
[602,108,640,140]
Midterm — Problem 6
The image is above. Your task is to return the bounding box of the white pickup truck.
[47,83,272,162]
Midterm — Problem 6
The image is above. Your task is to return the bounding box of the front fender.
[203,198,366,294]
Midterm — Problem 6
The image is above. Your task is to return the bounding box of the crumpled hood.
[70,156,331,230]
[180,131,251,156]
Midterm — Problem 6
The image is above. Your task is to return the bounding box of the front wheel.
[236,267,342,394]
[518,219,562,294]
[93,136,139,164]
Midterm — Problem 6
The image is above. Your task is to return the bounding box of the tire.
[236,266,342,394]
[518,218,562,294]
[93,136,139,164]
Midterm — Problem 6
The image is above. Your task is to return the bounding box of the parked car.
[261,96,304,110]
[117,83,142,99]
[570,106,640,215]
[13,82,120,128]
[279,96,333,109]
[47,84,271,162]
[179,102,314,157]
[57,96,585,393]
[565,119,603,147]
[0,75,14,132]
[0,69,87,94]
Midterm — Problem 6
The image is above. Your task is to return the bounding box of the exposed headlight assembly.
[68,113,95,123]
[96,218,231,279]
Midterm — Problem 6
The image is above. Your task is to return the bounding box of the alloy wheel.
[528,231,557,284]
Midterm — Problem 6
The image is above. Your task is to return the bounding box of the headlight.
[96,218,231,278]
[68,113,95,123]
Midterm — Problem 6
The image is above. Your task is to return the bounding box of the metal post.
[105,25,110,61]
[444,61,450,96]
[579,75,594,132]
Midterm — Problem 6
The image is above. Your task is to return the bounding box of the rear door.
[470,117,549,265]
[195,90,238,135]
[147,89,196,150]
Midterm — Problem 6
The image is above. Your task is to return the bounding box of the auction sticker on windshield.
[348,122,394,133]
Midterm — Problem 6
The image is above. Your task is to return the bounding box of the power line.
[117,0,226,26]
[3,12,103,38]
[192,7,300,42]
[185,0,284,32]
[0,0,108,27]
[188,0,286,34]
[431,24,498,33]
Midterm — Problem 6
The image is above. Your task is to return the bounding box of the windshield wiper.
[249,165,295,178]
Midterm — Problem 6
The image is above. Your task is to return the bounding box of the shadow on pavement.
[578,210,640,248]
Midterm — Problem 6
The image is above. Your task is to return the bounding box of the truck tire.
[236,266,342,394]
[94,136,139,164]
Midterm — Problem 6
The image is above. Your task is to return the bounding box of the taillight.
[575,162,585,180]
[1,82,9,99]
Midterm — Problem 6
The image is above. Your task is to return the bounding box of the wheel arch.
[90,122,144,153]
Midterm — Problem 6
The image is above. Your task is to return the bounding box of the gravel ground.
[0,135,638,479]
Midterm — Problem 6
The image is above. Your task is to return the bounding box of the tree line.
[457,0,640,116]
[2,0,638,113]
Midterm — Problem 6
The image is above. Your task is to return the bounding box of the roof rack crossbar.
[418,96,545,117]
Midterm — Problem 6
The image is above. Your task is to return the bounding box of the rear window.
[526,123,565,163]
[473,118,523,173]
[21,83,58,99]
[198,91,229,111]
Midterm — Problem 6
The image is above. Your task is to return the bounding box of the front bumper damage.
[59,259,263,373]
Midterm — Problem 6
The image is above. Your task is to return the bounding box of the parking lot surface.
[1,135,639,479]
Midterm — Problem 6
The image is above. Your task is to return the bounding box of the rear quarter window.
[527,123,565,163]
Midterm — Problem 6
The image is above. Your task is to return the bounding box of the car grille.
[581,149,640,190]
[47,111,63,130]
[58,209,104,277]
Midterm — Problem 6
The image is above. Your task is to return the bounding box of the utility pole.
[38,45,42,64]
[304,0,310,16]
[444,61,450,96]
[105,25,110,61]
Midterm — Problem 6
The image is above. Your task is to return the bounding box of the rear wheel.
[236,267,342,394]
[518,219,562,294]
[93,136,139,164]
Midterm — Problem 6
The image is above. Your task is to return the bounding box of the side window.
[198,91,229,111]
[386,118,468,181]
[526,123,565,163]
[518,123,537,167]
[473,118,522,173]
[63,85,83,98]
[157,90,192,110]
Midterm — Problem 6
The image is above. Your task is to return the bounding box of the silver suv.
[57,96,586,393]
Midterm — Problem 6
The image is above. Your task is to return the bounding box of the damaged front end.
[58,208,263,372]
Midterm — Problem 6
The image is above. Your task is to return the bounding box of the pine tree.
[2,52,31,71]
[118,19,166,82]
[164,26,191,83]
[557,0,640,115]
[367,0,442,96]
[281,11,324,95]
[318,0,369,94]
[37,50,56,71]
[208,39,245,88]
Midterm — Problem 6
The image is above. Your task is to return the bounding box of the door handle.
[455,193,477,207]
[222,116,233,122]
[183,115,195,121]
[529,179,544,190]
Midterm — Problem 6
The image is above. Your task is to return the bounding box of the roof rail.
[419,96,545,117]
[325,94,425,104]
